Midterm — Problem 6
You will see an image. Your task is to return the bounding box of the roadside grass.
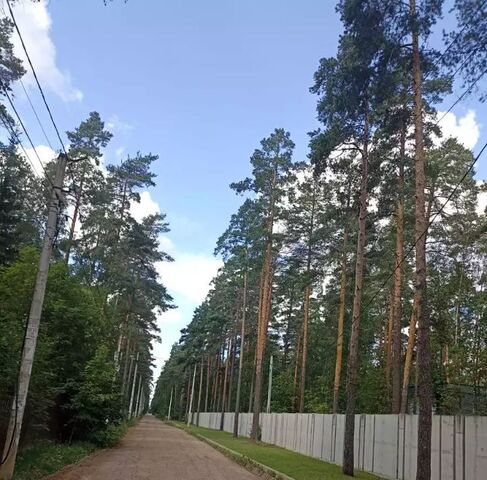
[12,441,96,480]
[12,417,139,480]
[178,423,382,480]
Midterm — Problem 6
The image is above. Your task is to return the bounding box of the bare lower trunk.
[64,164,87,264]
[299,286,311,413]
[385,290,394,395]
[333,228,348,414]
[298,187,315,413]
[248,348,256,413]
[205,356,211,412]
[220,338,231,430]
[227,334,236,411]
[392,127,405,414]
[400,307,417,413]
[196,360,204,426]
[293,332,302,412]
[234,269,248,437]
[211,354,220,411]
[411,2,432,478]
[251,238,274,440]
[343,100,369,476]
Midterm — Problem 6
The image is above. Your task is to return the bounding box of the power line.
[433,0,487,70]
[5,0,68,156]
[0,111,39,176]
[362,139,487,314]
[0,112,54,241]
[19,78,54,150]
[436,66,487,125]
[2,87,55,187]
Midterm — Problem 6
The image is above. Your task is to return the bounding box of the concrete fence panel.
[195,412,486,479]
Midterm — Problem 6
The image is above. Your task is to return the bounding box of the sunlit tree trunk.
[343,98,369,476]
[333,228,348,414]
[410,1,432,477]
[64,163,87,264]
[299,187,316,413]
[392,125,406,414]
[234,268,248,436]
[251,170,276,440]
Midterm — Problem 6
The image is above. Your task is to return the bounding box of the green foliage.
[71,345,122,441]
[87,421,130,448]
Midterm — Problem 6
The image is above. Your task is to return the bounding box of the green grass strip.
[175,422,382,480]
[12,441,96,480]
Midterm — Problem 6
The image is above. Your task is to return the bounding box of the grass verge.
[12,417,140,480]
[12,441,96,480]
[174,422,382,480]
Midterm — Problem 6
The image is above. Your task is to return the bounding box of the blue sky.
[5,0,486,380]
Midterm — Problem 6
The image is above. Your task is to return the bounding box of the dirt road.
[48,415,258,480]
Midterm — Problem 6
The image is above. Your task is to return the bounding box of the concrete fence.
[195,412,487,480]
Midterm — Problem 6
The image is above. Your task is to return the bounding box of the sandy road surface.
[48,415,258,480]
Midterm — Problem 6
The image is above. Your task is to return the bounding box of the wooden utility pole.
[0,154,68,480]
[266,355,273,414]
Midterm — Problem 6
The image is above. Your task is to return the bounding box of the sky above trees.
[4,0,486,378]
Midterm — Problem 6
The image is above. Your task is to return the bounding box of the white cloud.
[106,114,133,133]
[130,190,160,222]
[158,235,176,254]
[477,184,487,215]
[19,143,56,175]
[115,146,125,158]
[157,309,183,325]
[10,0,82,102]
[156,253,222,305]
[436,110,480,150]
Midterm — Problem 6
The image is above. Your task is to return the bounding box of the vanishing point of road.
[47,416,258,480]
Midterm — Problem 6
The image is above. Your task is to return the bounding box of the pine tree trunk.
[227,333,236,412]
[391,126,406,414]
[248,347,256,413]
[220,338,231,430]
[251,243,273,440]
[385,289,394,395]
[411,2,432,477]
[299,286,311,413]
[333,228,348,414]
[251,195,275,440]
[121,335,133,401]
[196,360,204,426]
[343,99,369,476]
[283,288,295,367]
[211,353,220,411]
[234,268,248,436]
[293,331,302,412]
[400,307,417,413]
[64,163,87,264]
[205,355,211,412]
[298,189,315,413]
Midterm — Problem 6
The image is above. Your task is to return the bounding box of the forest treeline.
[0,12,173,458]
[151,1,487,478]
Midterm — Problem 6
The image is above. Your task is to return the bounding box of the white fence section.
[194,412,487,480]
